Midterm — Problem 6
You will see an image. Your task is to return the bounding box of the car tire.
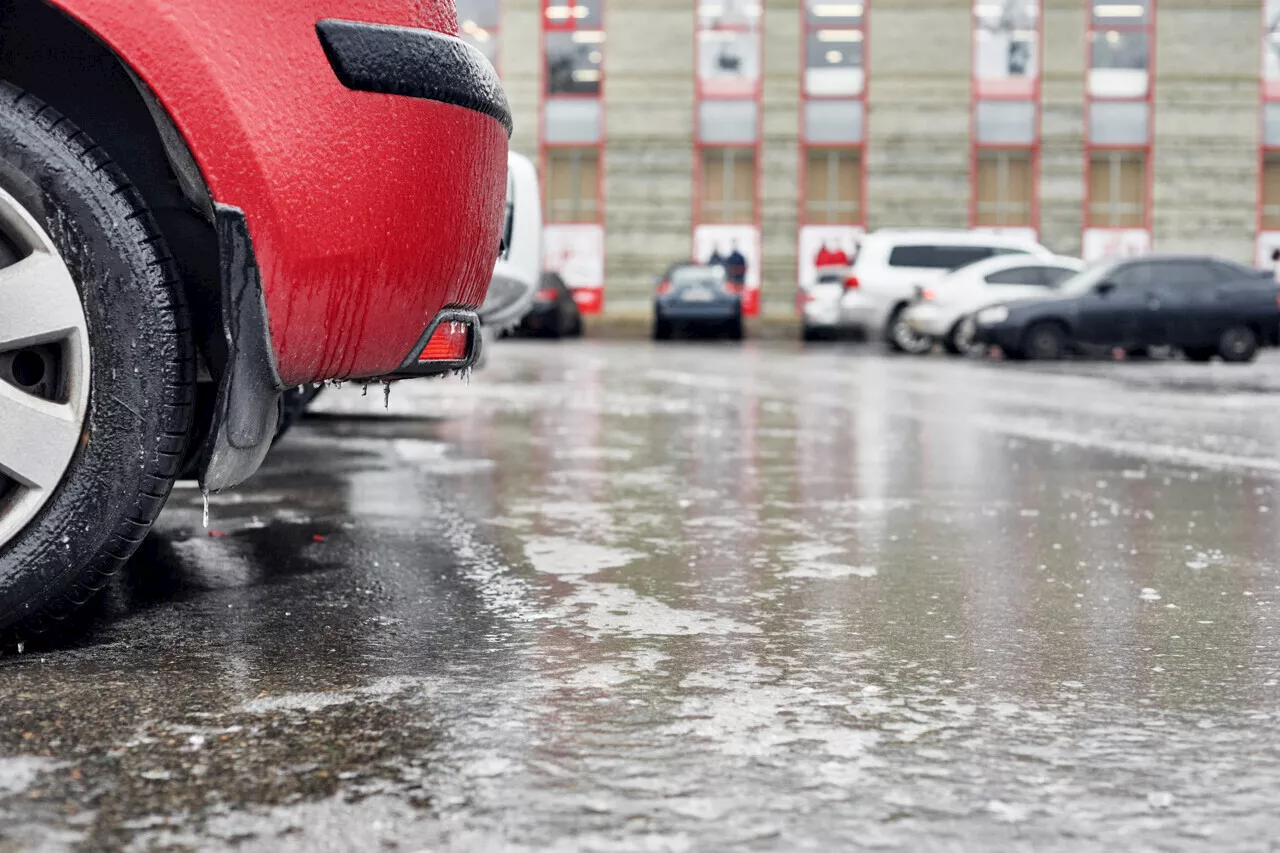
[726,316,744,341]
[1184,346,1215,363]
[1023,322,1067,361]
[801,324,822,342]
[1218,325,1258,363]
[653,316,672,341]
[0,83,195,638]
[944,316,985,357]
[885,304,932,355]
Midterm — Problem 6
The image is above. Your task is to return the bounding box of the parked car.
[654,263,744,340]
[516,272,584,338]
[903,254,1084,356]
[0,0,509,636]
[800,265,857,341]
[972,255,1280,362]
[478,152,543,333]
[836,229,1053,351]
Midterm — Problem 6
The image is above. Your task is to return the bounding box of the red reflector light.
[844,276,859,290]
[656,281,672,295]
[536,286,559,302]
[418,321,470,362]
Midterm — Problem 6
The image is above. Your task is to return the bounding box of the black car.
[653,262,744,340]
[515,272,584,338]
[972,255,1280,363]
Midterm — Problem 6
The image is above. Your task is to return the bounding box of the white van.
[477,152,543,332]
[837,229,1053,350]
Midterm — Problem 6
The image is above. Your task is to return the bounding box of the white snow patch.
[0,756,60,795]
[524,537,644,577]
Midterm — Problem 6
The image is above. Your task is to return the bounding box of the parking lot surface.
[5,341,1280,851]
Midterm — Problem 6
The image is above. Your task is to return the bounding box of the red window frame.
[1082,0,1156,241]
[691,2,764,229]
[968,0,1042,235]
[692,1,764,315]
[538,0,606,228]
[797,2,869,233]
[1258,3,1279,256]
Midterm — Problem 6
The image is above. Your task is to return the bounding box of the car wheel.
[0,84,194,637]
[886,305,932,355]
[726,316,744,341]
[1023,322,1067,361]
[944,316,986,358]
[801,324,822,342]
[653,316,672,341]
[1184,346,1215,363]
[1218,325,1258,363]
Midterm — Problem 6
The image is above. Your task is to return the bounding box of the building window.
[545,148,599,223]
[804,148,860,225]
[974,0,1039,98]
[975,150,1032,227]
[701,148,756,224]
[457,0,501,69]
[1087,151,1146,228]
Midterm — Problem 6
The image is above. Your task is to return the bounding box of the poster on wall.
[1082,228,1150,263]
[797,225,863,286]
[1267,0,1280,98]
[544,224,605,314]
[694,224,761,315]
[973,0,1038,98]
[1256,231,1280,271]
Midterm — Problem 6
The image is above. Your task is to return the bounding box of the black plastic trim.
[316,19,512,137]
[197,205,284,492]
[391,309,483,377]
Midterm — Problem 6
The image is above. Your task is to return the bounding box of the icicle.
[383,380,392,409]
[201,486,210,529]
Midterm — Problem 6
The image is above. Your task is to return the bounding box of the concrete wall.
[1153,0,1259,262]
[865,0,971,231]
[760,0,802,314]
[1041,0,1086,256]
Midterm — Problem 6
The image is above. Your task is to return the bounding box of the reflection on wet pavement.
[4,341,1280,850]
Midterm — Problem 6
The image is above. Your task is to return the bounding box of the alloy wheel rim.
[0,185,91,551]
[956,317,983,356]
[893,316,930,354]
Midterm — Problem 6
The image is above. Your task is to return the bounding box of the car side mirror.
[1095,281,1116,296]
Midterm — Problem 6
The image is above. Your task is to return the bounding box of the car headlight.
[977,306,1009,326]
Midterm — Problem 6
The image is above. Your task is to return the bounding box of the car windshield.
[1057,260,1121,296]
[671,267,725,289]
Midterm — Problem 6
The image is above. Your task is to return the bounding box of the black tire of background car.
[653,316,672,340]
[566,309,583,338]
[1023,322,1067,361]
[1184,346,1216,363]
[274,385,325,444]
[0,83,195,638]
[726,317,744,341]
[1218,325,1259,364]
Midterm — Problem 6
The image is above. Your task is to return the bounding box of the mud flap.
[198,205,282,492]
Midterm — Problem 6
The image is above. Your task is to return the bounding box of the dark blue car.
[653,263,744,340]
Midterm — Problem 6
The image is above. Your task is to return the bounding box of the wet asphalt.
[5,339,1280,851]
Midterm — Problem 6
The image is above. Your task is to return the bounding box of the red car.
[0,0,509,635]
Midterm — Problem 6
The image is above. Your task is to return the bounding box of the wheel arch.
[0,0,279,491]
[0,0,221,368]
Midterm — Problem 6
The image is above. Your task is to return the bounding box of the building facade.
[458,0,1263,317]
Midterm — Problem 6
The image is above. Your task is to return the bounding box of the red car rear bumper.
[52,0,510,386]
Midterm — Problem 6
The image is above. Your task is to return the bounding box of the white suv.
[837,229,1053,350]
